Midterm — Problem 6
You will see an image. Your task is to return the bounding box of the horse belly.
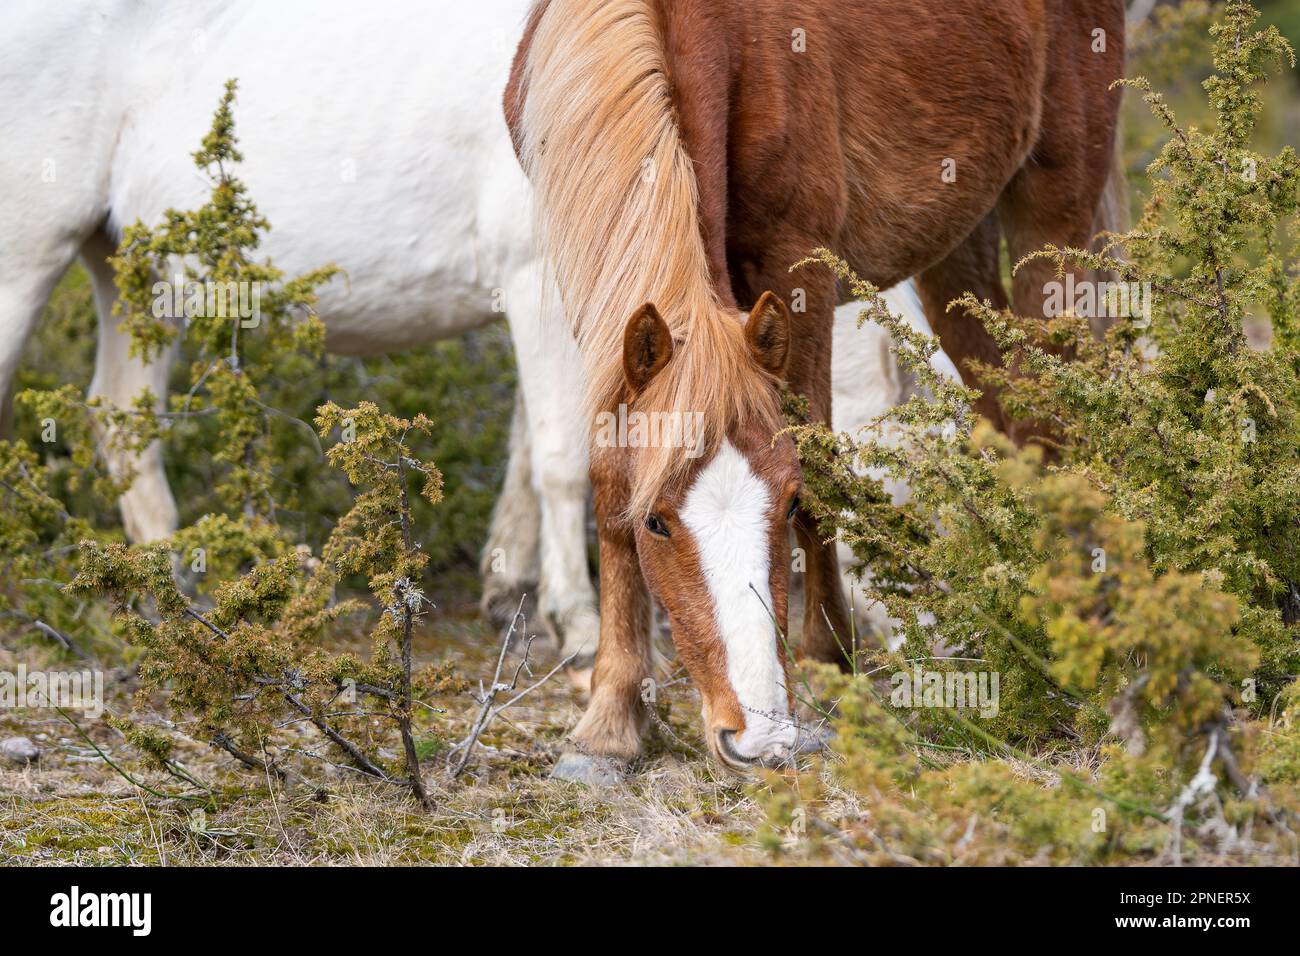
[832,0,1047,279]
[721,0,1046,285]
[106,0,537,355]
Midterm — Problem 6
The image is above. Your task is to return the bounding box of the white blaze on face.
[680,441,796,761]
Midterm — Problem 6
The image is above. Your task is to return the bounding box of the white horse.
[830,283,962,647]
[1,0,953,670]
[0,0,600,661]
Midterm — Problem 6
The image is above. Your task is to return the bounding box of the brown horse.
[505,0,1125,780]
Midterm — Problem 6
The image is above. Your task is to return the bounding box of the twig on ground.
[33,619,91,661]
[54,706,208,805]
[447,596,574,777]
[1165,726,1221,866]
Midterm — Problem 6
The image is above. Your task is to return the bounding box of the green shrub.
[779,1,1300,865]
[2,81,476,808]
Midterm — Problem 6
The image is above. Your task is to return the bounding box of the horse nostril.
[715,728,760,769]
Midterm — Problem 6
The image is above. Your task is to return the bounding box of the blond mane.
[519,0,775,516]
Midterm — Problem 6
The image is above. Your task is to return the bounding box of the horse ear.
[745,291,790,377]
[622,302,674,393]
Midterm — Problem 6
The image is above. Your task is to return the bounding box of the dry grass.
[13,604,1277,867]
[1,612,777,866]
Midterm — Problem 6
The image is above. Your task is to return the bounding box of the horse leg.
[912,213,1012,432]
[502,266,600,677]
[0,58,115,437]
[749,252,855,668]
[0,284,58,438]
[480,387,542,633]
[992,19,1123,443]
[999,136,1119,334]
[552,465,651,784]
[82,228,179,543]
[993,168,1118,446]
[0,240,83,439]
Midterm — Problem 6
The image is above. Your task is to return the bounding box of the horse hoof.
[483,596,541,658]
[551,752,624,787]
[481,583,538,632]
[545,603,599,664]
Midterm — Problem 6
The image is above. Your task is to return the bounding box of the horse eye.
[787,495,800,520]
[645,514,670,538]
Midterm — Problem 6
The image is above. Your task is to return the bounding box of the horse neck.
[517,0,729,409]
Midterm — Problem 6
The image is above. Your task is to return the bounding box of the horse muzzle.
[714,726,794,771]
[714,720,833,771]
